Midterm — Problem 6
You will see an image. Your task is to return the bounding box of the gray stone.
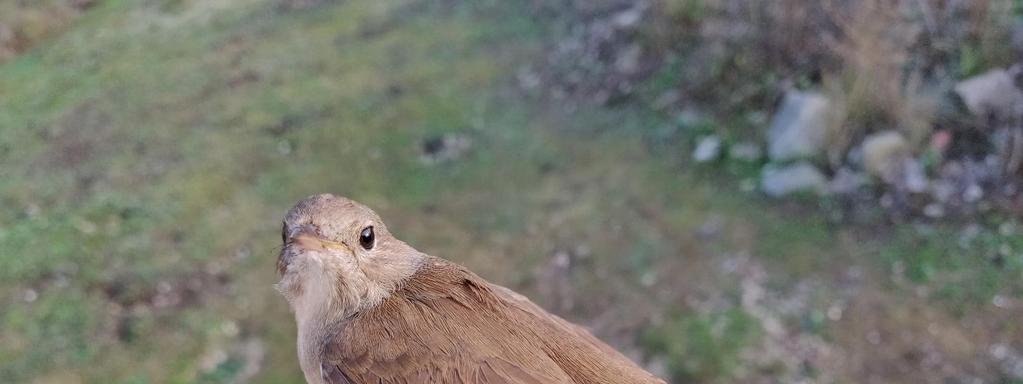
[761,162,828,197]
[675,108,704,128]
[828,167,868,194]
[954,68,1023,121]
[692,135,722,163]
[964,184,984,203]
[931,180,956,203]
[861,131,909,179]
[767,91,834,161]
[614,44,642,75]
[901,159,929,193]
[923,204,945,219]
[517,67,540,90]
[611,6,644,29]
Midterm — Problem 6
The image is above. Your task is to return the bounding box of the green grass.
[0,1,547,381]
[881,220,1023,309]
[643,309,762,383]
[2,1,1021,383]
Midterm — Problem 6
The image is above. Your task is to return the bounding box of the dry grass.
[822,0,934,161]
[822,0,1015,158]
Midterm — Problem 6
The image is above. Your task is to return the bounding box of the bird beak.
[278,227,353,275]
[292,233,351,253]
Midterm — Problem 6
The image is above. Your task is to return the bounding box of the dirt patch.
[0,1,96,64]
[824,289,1023,383]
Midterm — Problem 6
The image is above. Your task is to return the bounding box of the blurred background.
[2,0,1023,383]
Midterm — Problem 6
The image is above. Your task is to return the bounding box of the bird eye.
[281,221,288,245]
[359,226,374,250]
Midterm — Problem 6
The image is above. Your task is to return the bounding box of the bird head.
[276,194,422,317]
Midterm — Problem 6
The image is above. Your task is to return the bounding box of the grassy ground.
[1,1,1021,383]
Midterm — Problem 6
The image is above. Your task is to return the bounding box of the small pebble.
[23,289,38,303]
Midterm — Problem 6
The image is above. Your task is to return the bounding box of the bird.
[276,194,665,384]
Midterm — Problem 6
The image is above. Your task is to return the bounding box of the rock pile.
[743,67,1023,218]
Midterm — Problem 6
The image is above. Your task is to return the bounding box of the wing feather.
[322,258,663,384]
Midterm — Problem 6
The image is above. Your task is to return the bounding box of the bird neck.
[291,245,426,384]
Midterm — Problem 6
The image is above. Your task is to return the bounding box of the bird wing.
[321,260,575,384]
[487,283,657,372]
[322,258,663,384]
[487,281,666,384]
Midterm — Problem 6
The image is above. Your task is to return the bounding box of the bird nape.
[276,194,665,384]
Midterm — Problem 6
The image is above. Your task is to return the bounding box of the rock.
[517,67,540,90]
[611,6,644,29]
[614,44,642,75]
[761,162,828,197]
[697,214,724,239]
[729,141,763,162]
[675,108,705,128]
[692,135,722,163]
[931,179,956,203]
[23,289,38,303]
[954,68,1023,122]
[900,159,929,193]
[993,126,1023,175]
[767,91,834,161]
[861,131,909,179]
[923,203,945,219]
[990,343,1023,380]
[964,183,984,203]
[828,167,868,194]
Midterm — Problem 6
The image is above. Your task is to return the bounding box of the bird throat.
[286,246,427,383]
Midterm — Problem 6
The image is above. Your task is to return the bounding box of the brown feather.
[322,258,664,384]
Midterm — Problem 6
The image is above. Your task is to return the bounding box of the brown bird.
[276,194,665,384]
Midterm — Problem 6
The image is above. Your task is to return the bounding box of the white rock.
[767,91,834,161]
[861,131,909,179]
[611,6,644,29]
[761,162,828,197]
[692,135,722,163]
[965,184,984,203]
[23,289,38,303]
[955,68,1023,121]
